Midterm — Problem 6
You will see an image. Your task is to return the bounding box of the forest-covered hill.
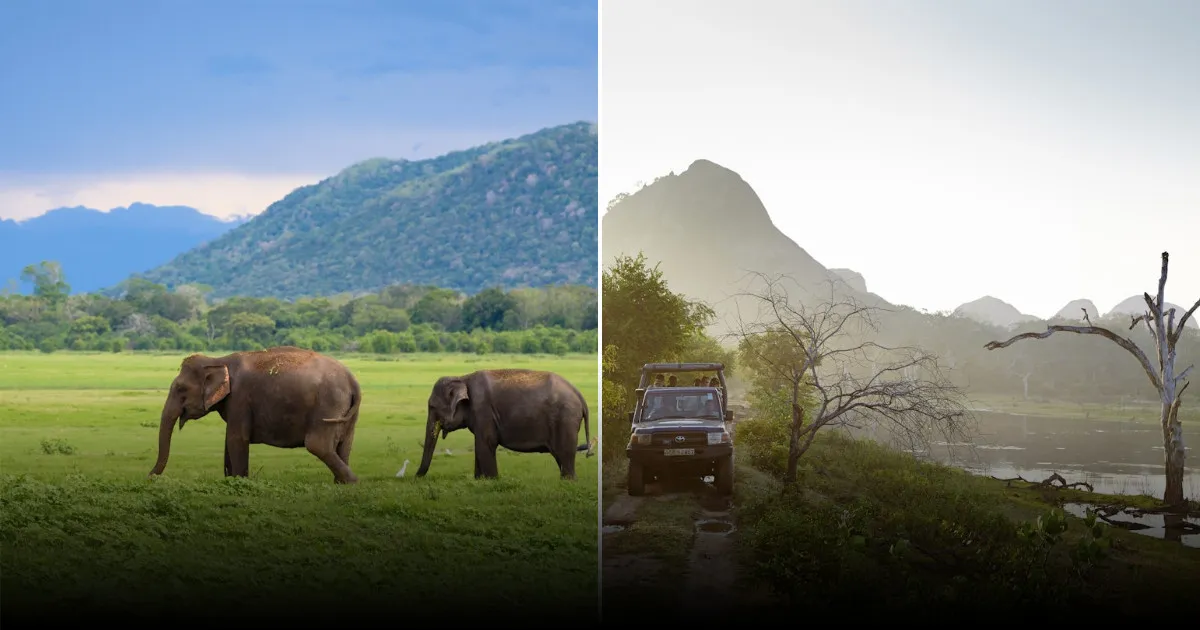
[134,122,598,299]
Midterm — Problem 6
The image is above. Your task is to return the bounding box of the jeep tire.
[627,460,646,496]
[715,454,734,496]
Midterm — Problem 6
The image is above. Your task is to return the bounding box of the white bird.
[395,459,411,478]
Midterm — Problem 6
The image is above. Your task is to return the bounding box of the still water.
[853,409,1200,546]
[926,410,1197,501]
[899,410,1199,547]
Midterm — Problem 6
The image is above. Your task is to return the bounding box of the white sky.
[600,0,1200,319]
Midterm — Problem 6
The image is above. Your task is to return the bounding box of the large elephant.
[415,369,593,480]
[148,346,363,484]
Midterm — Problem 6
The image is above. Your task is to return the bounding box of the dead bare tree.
[984,252,1197,506]
[732,273,973,482]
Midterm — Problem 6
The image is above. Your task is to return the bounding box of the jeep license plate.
[664,448,695,456]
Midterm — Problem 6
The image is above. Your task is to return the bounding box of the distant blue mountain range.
[0,203,247,295]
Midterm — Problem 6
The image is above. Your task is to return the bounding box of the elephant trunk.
[415,409,439,477]
[149,393,181,477]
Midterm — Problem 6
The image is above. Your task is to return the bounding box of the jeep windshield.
[638,390,722,422]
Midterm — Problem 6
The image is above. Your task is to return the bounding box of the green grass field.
[0,351,600,622]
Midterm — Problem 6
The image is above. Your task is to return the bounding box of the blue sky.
[0,0,597,219]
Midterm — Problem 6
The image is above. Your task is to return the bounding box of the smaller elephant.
[148,346,363,484]
[415,369,593,480]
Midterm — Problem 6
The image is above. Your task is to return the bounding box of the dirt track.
[601,477,740,621]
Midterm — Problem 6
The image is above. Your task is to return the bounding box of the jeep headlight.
[630,433,651,446]
[707,431,731,445]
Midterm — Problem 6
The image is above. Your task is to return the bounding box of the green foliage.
[132,122,598,299]
[0,352,598,619]
[600,252,724,461]
[0,264,596,355]
[734,327,821,475]
[737,434,1129,616]
[38,438,75,456]
[733,390,793,477]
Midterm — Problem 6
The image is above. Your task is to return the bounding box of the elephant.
[415,369,593,480]
[148,346,363,484]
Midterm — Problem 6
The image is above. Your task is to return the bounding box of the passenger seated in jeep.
[708,377,719,387]
[667,375,678,387]
[643,393,678,420]
[652,374,665,388]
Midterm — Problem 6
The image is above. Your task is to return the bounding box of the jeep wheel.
[627,460,646,496]
[715,455,734,496]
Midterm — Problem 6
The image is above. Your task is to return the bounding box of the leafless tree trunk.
[733,274,972,482]
[984,252,1197,506]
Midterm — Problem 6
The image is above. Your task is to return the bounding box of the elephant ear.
[445,379,470,430]
[203,365,231,410]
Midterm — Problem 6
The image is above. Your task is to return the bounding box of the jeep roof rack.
[640,362,725,372]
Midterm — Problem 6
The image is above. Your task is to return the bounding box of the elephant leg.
[474,453,482,479]
[336,425,356,467]
[474,433,500,479]
[305,431,358,484]
[224,426,250,478]
[223,442,233,477]
[558,449,577,480]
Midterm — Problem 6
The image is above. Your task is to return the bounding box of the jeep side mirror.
[725,410,735,424]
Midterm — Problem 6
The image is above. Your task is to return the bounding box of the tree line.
[600,253,736,460]
[0,261,597,355]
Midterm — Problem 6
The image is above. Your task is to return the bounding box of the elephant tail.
[323,378,362,423]
[575,390,595,458]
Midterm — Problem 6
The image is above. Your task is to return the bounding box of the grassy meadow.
[0,351,599,622]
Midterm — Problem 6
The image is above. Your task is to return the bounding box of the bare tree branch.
[1170,298,1200,348]
[731,271,972,480]
[984,325,1162,392]
[984,251,1192,506]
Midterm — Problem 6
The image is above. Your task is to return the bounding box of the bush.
[735,434,1101,616]
[734,413,790,477]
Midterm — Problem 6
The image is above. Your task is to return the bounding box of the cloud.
[0,173,325,221]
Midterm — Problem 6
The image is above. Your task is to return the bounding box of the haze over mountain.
[133,122,597,299]
[951,296,1039,329]
[1107,295,1198,329]
[602,159,890,337]
[604,159,1199,339]
[1,204,245,294]
[1053,299,1099,322]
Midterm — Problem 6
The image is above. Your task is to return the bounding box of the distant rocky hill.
[1107,295,1198,329]
[830,268,868,294]
[601,159,890,336]
[0,203,245,294]
[952,296,1039,329]
[1054,299,1099,322]
[602,158,1198,404]
[135,122,598,299]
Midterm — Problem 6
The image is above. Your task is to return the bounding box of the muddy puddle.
[695,519,735,535]
[1063,502,1200,548]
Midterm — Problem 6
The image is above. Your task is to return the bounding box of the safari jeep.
[625,362,735,496]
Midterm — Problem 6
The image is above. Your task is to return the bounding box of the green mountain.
[134,122,597,299]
